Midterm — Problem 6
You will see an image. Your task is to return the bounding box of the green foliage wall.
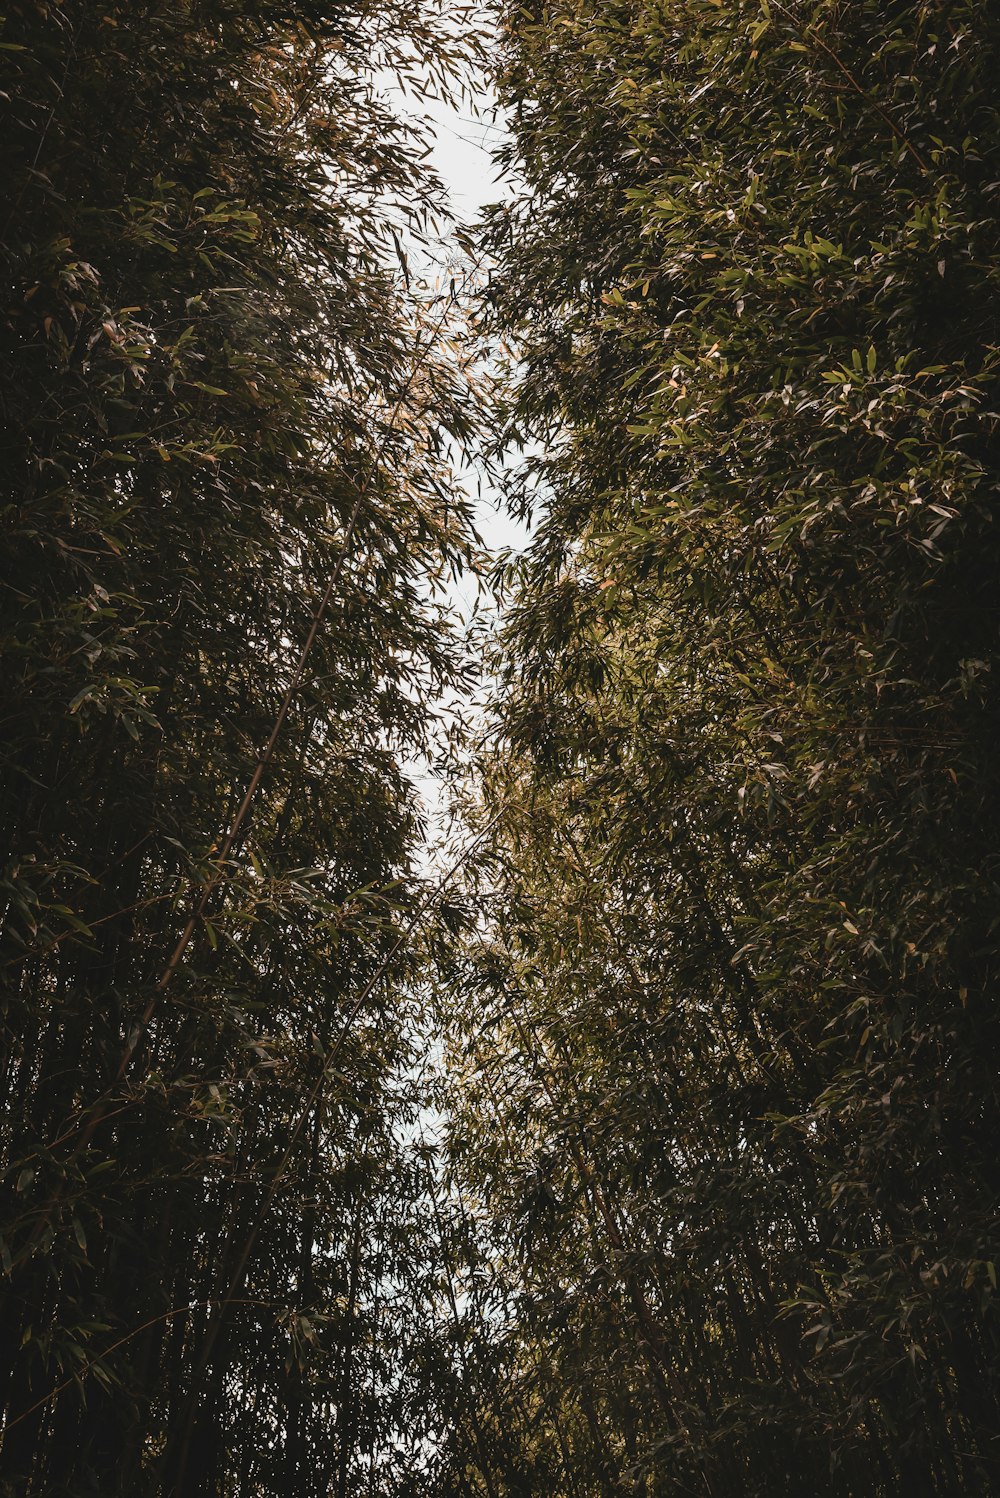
[0,2,478,1492]
[436,1,1000,1493]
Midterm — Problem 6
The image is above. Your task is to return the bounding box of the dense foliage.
[0,1,480,1493]
[4,0,1000,1494]
[435,1,1000,1493]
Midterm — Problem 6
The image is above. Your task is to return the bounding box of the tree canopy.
[433,0,1000,1492]
[1,1,480,1492]
[2,0,1000,1494]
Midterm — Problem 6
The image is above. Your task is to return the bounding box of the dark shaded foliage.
[435,2,1000,1493]
[0,2,480,1492]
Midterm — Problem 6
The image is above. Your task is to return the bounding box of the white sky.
[423,89,510,218]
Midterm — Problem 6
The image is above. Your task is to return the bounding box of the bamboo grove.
[0,1,482,1492]
[2,1,1000,1495]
